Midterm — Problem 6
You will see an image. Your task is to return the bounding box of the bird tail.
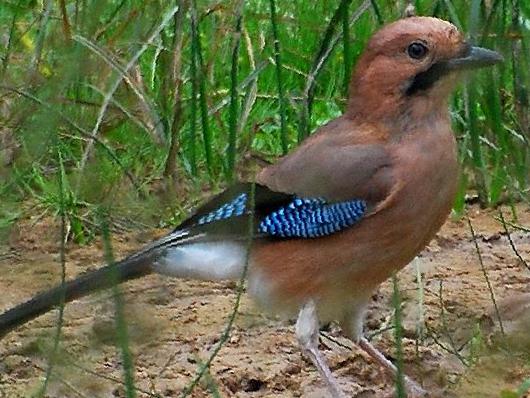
[0,250,156,339]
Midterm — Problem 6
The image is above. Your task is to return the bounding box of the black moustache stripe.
[405,61,449,96]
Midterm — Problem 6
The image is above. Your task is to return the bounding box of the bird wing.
[151,118,395,248]
[257,129,394,203]
[179,182,294,230]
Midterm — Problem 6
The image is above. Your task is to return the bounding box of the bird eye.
[407,42,428,59]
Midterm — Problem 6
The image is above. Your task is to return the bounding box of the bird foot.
[358,337,429,397]
[296,301,348,398]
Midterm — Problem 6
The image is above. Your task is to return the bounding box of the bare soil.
[1,205,530,398]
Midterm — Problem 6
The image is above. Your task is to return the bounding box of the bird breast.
[248,120,458,319]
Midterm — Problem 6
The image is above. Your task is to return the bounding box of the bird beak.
[446,45,503,71]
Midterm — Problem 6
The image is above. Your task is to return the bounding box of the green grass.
[0,1,527,236]
[0,0,528,394]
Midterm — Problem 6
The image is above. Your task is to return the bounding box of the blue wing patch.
[258,198,366,238]
[195,192,366,238]
[196,193,247,225]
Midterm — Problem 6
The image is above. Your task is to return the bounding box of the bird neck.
[345,88,451,138]
[345,64,455,135]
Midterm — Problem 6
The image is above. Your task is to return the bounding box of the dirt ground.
[1,205,530,398]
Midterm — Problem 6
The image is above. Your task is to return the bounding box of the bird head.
[347,17,502,125]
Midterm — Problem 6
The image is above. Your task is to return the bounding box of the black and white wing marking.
[179,183,367,240]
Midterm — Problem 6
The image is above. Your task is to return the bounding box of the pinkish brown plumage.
[0,16,502,398]
[250,17,499,397]
[253,18,461,310]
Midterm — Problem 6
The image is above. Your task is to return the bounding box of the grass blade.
[392,274,406,398]
[190,0,214,179]
[342,1,352,96]
[1,1,22,77]
[268,0,289,154]
[227,0,245,180]
[36,146,68,397]
[298,0,369,141]
[163,0,188,181]
[100,209,137,398]
[180,184,255,397]
[465,84,489,205]
[370,0,383,25]
[77,5,179,182]
[31,0,53,75]
[189,11,199,177]
[467,216,505,335]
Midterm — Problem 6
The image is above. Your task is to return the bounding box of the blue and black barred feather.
[259,198,366,238]
[181,183,367,239]
[196,193,247,225]
[178,183,292,230]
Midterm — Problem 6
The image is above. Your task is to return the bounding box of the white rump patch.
[153,242,247,281]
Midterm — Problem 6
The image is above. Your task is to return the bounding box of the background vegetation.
[0,0,528,243]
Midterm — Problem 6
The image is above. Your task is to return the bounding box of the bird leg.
[358,337,427,397]
[296,300,346,398]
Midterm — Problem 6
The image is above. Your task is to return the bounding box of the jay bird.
[0,16,502,398]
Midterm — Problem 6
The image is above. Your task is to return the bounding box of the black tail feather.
[0,252,155,339]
